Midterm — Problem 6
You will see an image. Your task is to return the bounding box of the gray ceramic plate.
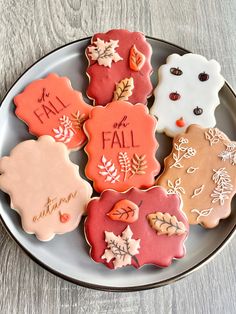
[0,37,235,292]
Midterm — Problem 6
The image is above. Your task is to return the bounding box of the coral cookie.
[14,73,92,150]
[84,187,189,269]
[86,29,153,106]
[150,53,225,137]
[84,101,160,192]
[0,136,92,241]
[156,125,236,228]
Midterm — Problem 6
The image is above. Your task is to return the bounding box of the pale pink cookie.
[84,187,189,269]
[14,73,92,151]
[0,136,92,241]
[86,29,153,106]
[83,100,160,193]
[156,124,236,228]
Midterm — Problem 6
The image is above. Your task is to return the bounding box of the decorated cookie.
[0,136,92,241]
[156,125,236,228]
[86,29,153,106]
[84,100,160,192]
[150,53,225,137]
[14,73,92,150]
[84,186,189,269]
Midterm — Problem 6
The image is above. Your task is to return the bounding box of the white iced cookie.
[0,136,92,241]
[150,53,225,137]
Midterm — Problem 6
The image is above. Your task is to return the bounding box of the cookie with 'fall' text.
[83,100,160,193]
[84,186,189,269]
[14,73,92,150]
[0,136,92,241]
[150,53,225,137]
[86,29,153,106]
[156,124,236,228]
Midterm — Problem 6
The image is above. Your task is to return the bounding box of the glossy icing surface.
[14,73,92,150]
[156,124,236,228]
[86,29,153,106]
[0,136,92,241]
[150,53,225,137]
[84,100,160,192]
[85,186,189,269]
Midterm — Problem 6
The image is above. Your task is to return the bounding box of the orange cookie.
[84,100,160,192]
[156,124,236,228]
[14,73,92,151]
[0,136,92,241]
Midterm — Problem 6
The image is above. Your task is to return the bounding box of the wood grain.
[0,0,236,313]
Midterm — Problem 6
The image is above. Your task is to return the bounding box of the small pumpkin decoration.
[170,67,183,76]
[198,72,209,82]
[169,92,181,101]
[193,106,203,115]
[175,117,186,128]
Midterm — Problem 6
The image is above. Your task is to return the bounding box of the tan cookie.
[0,136,92,241]
[156,125,236,228]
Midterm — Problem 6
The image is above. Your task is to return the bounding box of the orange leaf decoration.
[129,45,145,71]
[107,199,142,223]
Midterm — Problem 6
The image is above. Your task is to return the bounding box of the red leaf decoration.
[129,45,145,72]
[107,199,141,223]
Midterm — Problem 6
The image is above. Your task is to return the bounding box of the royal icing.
[85,187,189,269]
[14,73,92,150]
[156,125,236,228]
[86,29,153,106]
[0,136,92,241]
[150,53,225,137]
[84,100,160,192]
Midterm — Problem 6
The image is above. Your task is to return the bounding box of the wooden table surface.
[0,1,235,313]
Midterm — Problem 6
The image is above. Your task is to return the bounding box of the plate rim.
[0,35,235,292]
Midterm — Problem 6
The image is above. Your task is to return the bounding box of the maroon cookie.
[84,187,189,269]
[86,29,153,106]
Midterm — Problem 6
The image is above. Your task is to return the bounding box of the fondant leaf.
[101,225,140,269]
[113,77,134,101]
[88,38,123,67]
[147,212,187,236]
[107,199,142,223]
[129,45,145,71]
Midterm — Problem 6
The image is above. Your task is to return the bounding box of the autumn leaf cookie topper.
[84,100,160,193]
[156,124,236,228]
[14,73,92,150]
[86,29,153,106]
[85,187,189,269]
[150,53,225,137]
[0,136,92,241]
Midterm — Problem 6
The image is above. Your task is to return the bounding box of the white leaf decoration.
[186,166,199,174]
[191,208,213,222]
[167,178,185,196]
[98,155,120,183]
[191,185,205,198]
[211,168,233,205]
[52,115,75,144]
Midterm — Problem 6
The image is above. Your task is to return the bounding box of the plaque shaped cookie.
[14,73,92,150]
[84,187,189,269]
[0,136,92,241]
[86,29,153,106]
[156,125,236,228]
[84,101,160,192]
[150,53,225,137]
